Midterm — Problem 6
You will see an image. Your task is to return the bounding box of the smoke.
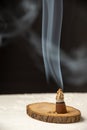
[1,0,87,87]
[0,0,40,45]
[27,30,87,86]
[42,0,63,88]
[61,46,87,85]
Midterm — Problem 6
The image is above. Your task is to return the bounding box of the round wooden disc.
[27,102,81,123]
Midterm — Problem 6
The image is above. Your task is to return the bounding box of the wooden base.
[27,102,81,123]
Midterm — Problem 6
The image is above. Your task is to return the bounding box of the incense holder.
[27,89,81,123]
[27,102,81,123]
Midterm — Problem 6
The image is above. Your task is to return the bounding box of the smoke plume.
[42,0,63,88]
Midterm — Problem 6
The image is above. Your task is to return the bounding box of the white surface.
[0,93,87,130]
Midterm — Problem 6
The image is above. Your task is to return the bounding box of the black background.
[0,0,87,94]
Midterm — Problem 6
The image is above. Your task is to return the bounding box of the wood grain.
[27,102,81,123]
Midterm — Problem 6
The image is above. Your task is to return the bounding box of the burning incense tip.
[56,88,67,114]
[56,88,64,103]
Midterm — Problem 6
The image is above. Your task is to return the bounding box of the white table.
[0,93,87,130]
